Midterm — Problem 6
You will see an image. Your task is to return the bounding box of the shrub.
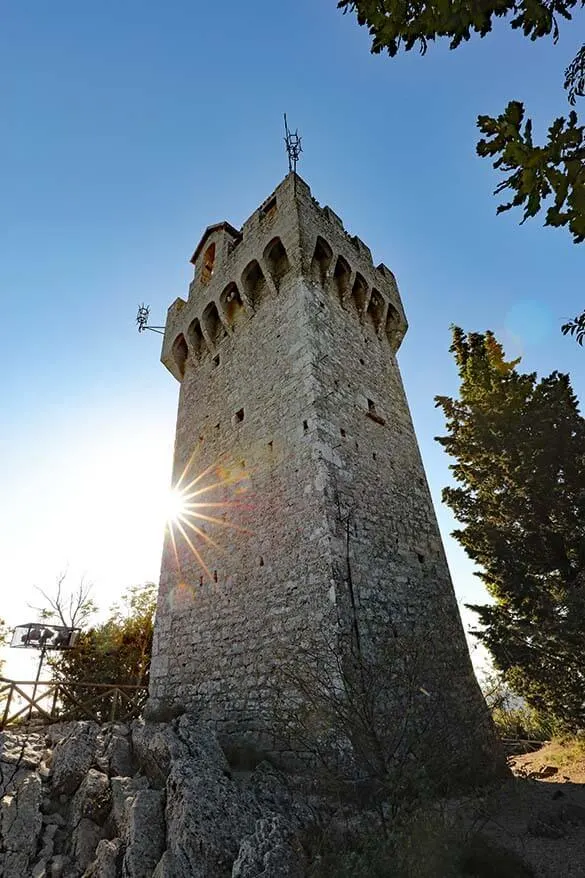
[305,809,535,878]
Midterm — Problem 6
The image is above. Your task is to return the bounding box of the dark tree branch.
[565,43,585,105]
[561,309,585,344]
[29,572,96,629]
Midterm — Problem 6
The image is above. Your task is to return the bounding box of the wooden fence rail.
[0,678,148,729]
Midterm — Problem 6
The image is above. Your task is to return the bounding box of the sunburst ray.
[164,454,252,583]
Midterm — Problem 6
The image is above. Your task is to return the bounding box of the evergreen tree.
[435,327,585,727]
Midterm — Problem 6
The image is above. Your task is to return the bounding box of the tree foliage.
[562,309,585,343]
[338,0,582,56]
[435,327,585,727]
[49,583,157,721]
[477,102,585,243]
[338,0,585,242]
[481,672,561,740]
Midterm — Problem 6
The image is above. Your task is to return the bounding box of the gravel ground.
[446,743,585,878]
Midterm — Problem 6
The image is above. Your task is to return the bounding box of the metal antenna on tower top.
[284,114,302,175]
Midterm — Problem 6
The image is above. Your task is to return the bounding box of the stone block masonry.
[148,172,501,782]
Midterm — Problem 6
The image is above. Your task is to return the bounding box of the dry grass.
[510,736,585,783]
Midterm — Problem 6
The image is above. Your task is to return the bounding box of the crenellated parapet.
[161,173,407,382]
[295,181,407,351]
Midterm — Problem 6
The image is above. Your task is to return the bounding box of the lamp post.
[10,623,79,721]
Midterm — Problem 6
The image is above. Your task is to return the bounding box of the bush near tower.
[435,327,585,728]
[48,583,156,721]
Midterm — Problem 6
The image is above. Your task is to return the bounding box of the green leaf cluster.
[338,1,585,251]
[337,0,582,57]
[565,45,585,106]
[561,309,585,344]
[435,327,585,727]
[477,101,585,243]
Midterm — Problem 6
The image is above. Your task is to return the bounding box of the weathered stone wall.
[294,188,491,768]
[149,173,496,772]
[151,175,338,745]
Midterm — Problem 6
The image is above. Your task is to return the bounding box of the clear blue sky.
[1,1,584,675]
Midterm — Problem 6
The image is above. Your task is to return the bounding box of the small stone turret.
[150,172,501,783]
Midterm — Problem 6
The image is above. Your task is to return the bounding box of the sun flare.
[165,487,191,525]
[164,457,252,582]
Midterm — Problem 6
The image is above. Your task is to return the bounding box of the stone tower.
[149,173,499,781]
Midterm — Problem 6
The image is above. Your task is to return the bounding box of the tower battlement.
[162,173,406,382]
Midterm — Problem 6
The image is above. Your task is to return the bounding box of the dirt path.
[509,740,585,785]
[457,741,585,877]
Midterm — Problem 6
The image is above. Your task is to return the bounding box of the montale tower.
[149,173,499,781]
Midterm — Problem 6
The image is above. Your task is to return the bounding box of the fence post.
[1,684,13,729]
[109,689,120,723]
[29,646,47,721]
[50,685,59,720]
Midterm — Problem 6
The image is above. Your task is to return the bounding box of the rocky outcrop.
[1,773,43,877]
[0,718,315,877]
[51,723,100,797]
[232,816,307,878]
